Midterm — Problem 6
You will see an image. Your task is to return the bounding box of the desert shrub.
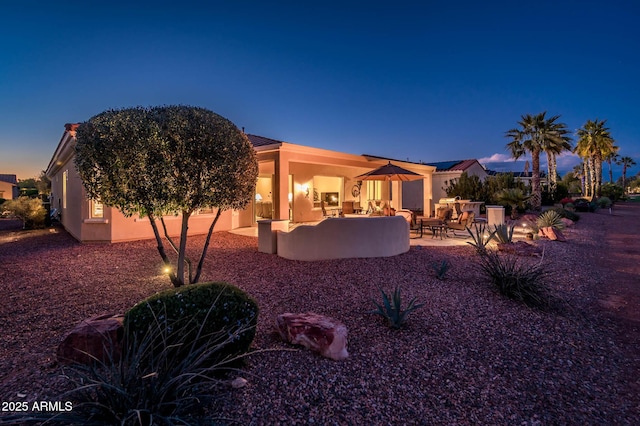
[493,223,515,244]
[573,198,597,212]
[547,206,580,222]
[467,223,496,254]
[10,309,253,425]
[431,260,450,280]
[596,196,612,208]
[124,281,258,368]
[476,251,549,307]
[600,183,624,202]
[537,210,565,230]
[559,197,573,207]
[371,286,424,329]
[2,196,46,229]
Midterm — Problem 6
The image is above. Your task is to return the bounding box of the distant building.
[485,170,547,187]
[0,174,19,200]
[394,159,488,214]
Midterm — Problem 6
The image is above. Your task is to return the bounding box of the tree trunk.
[548,152,557,194]
[176,211,191,286]
[531,149,541,210]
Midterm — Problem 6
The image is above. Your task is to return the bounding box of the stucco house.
[0,174,19,200]
[46,124,436,243]
[395,159,488,215]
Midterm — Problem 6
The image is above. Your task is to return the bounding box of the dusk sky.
[1,1,639,180]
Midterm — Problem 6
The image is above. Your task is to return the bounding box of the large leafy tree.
[575,119,616,199]
[505,112,571,210]
[75,106,258,287]
[616,156,637,193]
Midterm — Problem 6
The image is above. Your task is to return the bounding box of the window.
[90,200,104,218]
[62,170,68,209]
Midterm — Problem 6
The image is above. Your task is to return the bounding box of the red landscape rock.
[57,313,124,365]
[276,312,348,360]
[539,226,566,242]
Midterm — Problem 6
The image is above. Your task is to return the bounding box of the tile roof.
[246,134,284,147]
[424,159,482,172]
[0,174,18,185]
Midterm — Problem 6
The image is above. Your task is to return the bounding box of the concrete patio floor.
[230,222,474,247]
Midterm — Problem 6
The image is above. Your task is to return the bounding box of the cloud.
[477,153,516,163]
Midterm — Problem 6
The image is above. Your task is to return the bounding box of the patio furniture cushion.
[436,207,453,221]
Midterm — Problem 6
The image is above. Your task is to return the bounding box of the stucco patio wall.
[276,216,409,261]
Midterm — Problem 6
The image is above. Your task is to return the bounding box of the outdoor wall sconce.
[301,184,310,198]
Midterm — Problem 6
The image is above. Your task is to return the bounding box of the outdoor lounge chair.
[446,211,475,236]
[396,209,422,238]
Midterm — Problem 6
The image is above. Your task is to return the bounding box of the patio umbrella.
[355,161,423,182]
[355,161,423,214]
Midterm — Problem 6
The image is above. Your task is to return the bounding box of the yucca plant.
[431,260,450,280]
[492,223,515,244]
[476,250,549,308]
[537,210,565,230]
[371,286,424,329]
[467,223,496,254]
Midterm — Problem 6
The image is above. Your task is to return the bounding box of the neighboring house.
[485,170,547,187]
[46,124,436,243]
[0,174,19,200]
[392,159,488,215]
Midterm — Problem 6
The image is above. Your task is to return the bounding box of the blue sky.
[1,0,639,181]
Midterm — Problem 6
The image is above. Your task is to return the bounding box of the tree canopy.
[75,105,258,286]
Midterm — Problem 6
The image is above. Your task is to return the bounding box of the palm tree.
[605,151,620,184]
[495,188,531,219]
[616,156,637,193]
[575,119,616,199]
[506,112,571,210]
[543,128,572,195]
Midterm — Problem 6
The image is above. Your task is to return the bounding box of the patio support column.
[422,176,432,217]
[274,152,290,221]
[391,181,403,210]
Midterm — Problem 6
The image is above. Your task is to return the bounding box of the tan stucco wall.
[0,181,17,200]
[276,216,410,261]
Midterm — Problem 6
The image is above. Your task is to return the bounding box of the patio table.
[418,218,445,238]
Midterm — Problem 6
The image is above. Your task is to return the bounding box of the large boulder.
[57,313,124,365]
[276,312,348,360]
[538,226,566,242]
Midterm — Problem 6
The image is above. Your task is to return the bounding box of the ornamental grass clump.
[371,286,424,329]
[476,251,550,308]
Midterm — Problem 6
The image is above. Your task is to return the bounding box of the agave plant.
[537,210,565,230]
[493,223,515,244]
[371,286,424,329]
[467,223,496,254]
[432,260,450,280]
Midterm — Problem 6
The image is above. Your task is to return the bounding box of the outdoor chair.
[446,211,475,236]
[396,209,422,238]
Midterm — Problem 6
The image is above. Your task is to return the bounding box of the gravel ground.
[0,208,638,425]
